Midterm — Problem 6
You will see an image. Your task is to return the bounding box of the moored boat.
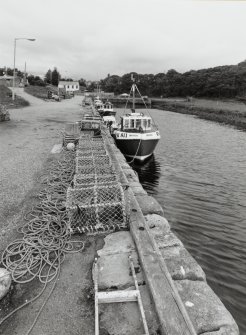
[113,78,160,162]
[98,100,116,117]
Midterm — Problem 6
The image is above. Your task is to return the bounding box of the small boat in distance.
[113,76,160,162]
[98,100,116,117]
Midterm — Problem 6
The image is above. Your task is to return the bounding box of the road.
[0,89,96,335]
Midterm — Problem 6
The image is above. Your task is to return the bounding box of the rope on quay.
[0,150,85,334]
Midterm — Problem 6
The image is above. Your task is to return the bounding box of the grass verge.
[0,85,29,109]
[152,99,246,130]
[24,85,57,100]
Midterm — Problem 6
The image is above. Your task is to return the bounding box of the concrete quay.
[95,126,239,335]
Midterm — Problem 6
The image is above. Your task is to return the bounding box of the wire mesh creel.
[73,174,118,188]
[66,184,129,233]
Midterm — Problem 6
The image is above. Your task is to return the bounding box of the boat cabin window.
[124,119,129,128]
[122,116,152,130]
[136,119,141,128]
[130,119,135,128]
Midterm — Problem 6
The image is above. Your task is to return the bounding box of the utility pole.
[12,38,35,100]
[24,61,26,86]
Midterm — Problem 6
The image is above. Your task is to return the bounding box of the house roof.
[59,81,79,85]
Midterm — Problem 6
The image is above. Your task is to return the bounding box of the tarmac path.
[0,89,96,335]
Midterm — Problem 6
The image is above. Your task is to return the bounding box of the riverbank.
[151,97,246,130]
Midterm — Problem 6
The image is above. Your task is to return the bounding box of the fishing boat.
[94,98,103,108]
[98,100,116,117]
[113,78,160,162]
[96,101,104,114]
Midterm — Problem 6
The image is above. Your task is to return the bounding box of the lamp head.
[28,39,36,41]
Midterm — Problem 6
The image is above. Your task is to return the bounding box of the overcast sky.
[1,0,246,80]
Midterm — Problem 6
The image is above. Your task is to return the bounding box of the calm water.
[116,108,246,334]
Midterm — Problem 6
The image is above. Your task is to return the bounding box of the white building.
[58,81,80,92]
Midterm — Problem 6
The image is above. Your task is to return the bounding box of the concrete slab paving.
[96,251,144,290]
[97,231,136,257]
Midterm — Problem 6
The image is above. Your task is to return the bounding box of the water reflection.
[130,155,161,195]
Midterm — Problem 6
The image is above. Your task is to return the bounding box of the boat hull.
[114,132,160,162]
[99,110,116,117]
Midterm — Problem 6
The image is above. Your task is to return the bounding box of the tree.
[79,78,87,88]
[45,69,52,84]
[102,75,121,93]
[27,75,45,86]
[87,81,96,92]
[51,68,60,86]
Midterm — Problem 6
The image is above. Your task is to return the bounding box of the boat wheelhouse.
[98,100,116,117]
[120,112,152,132]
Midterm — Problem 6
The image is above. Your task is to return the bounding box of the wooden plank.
[128,188,197,335]
[129,256,150,335]
[97,290,138,304]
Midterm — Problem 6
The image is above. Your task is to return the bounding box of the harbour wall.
[101,125,239,335]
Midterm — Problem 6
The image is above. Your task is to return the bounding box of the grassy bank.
[24,85,57,100]
[152,98,246,130]
[24,86,50,100]
[0,85,29,109]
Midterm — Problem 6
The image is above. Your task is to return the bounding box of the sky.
[1,0,246,80]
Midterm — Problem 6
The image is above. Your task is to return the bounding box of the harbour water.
[116,108,246,334]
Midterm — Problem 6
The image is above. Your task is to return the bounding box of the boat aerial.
[112,76,160,162]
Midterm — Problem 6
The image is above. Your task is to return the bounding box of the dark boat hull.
[114,137,159,161]
[98,110,116,117]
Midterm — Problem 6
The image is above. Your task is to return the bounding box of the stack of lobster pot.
[66,135,129,235]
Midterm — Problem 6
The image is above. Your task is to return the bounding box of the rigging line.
[124,85,133,112]
[135,85,158,128]
[128,137,142,164]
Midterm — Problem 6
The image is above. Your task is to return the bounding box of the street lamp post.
[12,38,36,100]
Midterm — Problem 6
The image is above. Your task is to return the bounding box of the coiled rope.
[0,150,84,334]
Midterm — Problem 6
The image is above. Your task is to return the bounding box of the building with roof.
[58,81,80,93]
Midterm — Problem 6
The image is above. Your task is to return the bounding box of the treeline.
[0,67,46,86]
[99,60,246,98]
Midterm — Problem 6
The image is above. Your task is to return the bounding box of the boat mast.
[131,73,135,113]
